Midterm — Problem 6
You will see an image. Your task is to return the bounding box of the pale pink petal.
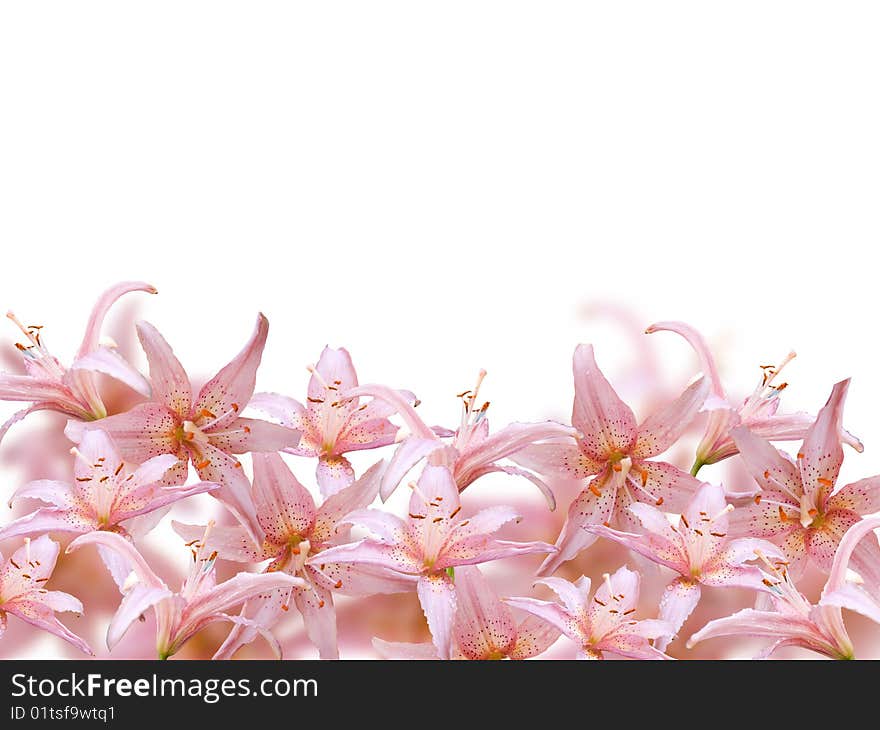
[571,344,638,459]
[194,313,269,429]
[827,476,880,516]
[0,535,62,599]
[208,417,300,455]
[251,453,316,543]
[0,374,77,405]
[213,612,285,660]
[309,347,359,402]
[69,347,151,397]
[588,566,641,633]
[445,505,522,545]
[3,599,93,655]
[596,630,672,660]
[455,421,578,488]
[728,488,797,540]
[778,527,809,577]
[372,638,439,659]
[821,583,880,626]
[799,379,848,507]
[343,384,435,439]
[630,460,702,513]
[687,609,824,653]
[510,440,605,480]
[534,575,590,616]
[508,616,561,659]
[213,591,288,660]
[446,538,554,566]
[113,481,219,524]
[380,437,445,501]
[645,321,725,398]
[312,563,417,596]
[452,565,517,659]
[248,392,313,454]
[341,509,410,544]
[409,464,461,521]
[78,281,156,357]
[193,443,262,546]
[65,403,180,464]
[805,509,860,572]
[503,596,585,643]
[135,321,192,416]
[0,509,93,540]
[730,426,804,501]
[655,578,701,652]
[630,500,679,537]
[633,378,709,459]
[537,474,617,576]
[67,531,167,590]
[316,454,356,497]
[309,538,422,575]
[184,570,306,631]
[172,521,263,563]
[335,420,398,453]
[8,479,74,509]
[312,461,384,543]
[107,583,173,651]
[824,516,880,597]
[585,523,686,575]
[294,582,338,659]
[457,464,556,511]
[417,572,457,660]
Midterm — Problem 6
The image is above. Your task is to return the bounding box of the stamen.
[306,364,329,389]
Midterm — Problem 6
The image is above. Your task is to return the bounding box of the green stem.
[690,459,705,477]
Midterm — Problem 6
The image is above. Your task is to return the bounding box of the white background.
[0,2,878,655]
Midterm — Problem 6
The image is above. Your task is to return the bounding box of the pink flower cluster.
[1,283,879,660]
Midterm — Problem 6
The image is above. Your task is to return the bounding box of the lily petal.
[417,572,457,660]
[453,566,517,660]
[69,347,151,398]
[571,344,638,459]
[633,378,709,459]
[194,313,269,429]
[655,578,701,652]
[136,321,193,416]
[799,380,849,506]
[251,453,316,543]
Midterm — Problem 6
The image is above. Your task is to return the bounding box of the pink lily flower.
[0,535,92,655]
[585,482,784,650]
[67,528,305,659]
[818,516,880,633]
[310,465,556,659]
[645,321,862,473]
[0,429,218,541]
[687,550,855,659]
[66,314,301,545]
[0,282,156,442]
[504,566,673,660]
[729,379,880,578]
[248,347,404,497]
[373,565,559,660]
[340,370,576,508]
[511,344,709,575]
[173,454,413,659]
